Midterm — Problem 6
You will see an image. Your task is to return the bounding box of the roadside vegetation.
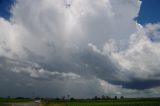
[41,98,160,106]
[1,97,160,106]
[0,103,12,106]
[0,97,34,103]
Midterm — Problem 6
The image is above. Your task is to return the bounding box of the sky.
[0,0,14,19]
[138,0,160,25]
[0,0,160,98]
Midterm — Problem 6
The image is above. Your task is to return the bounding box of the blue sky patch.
[137,0,160,25]
[0,0,15,20]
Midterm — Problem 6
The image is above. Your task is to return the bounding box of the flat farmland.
[0,104,11,106]
[42,98,160,106]
[1,98,160,106]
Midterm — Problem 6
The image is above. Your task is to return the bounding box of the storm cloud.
[0,0,160,98]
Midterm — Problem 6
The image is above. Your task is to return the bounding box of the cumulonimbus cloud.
[0,0,160,97]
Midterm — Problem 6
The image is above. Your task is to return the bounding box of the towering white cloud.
[1,0,160,97]
[103,23,160,80]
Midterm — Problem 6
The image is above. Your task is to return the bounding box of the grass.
[63,101,160,106]
[42,98,160,106]
[1,98,160,106]
[0,103,12,106]
[0,98,34,103]
[0,98,34,106]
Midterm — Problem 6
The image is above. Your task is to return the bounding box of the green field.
[1,98,160,106]
[0,98,34,106]
[0,103,11,106]
[42,98,160,106]
[0,98,34,103]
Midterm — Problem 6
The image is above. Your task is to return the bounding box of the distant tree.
[114,96,118,100]
[16,97,24,99]
[120,96,124,99]
[101,95,106,100]
[106,96,111,100]
[35,97,40,100]
[94,96,98,100]
[67,94,70,100]
[70,97,75,100]
[62,96,65,100]
[55,97,60,100]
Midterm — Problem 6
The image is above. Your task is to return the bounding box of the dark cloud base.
[111,79,160,90]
